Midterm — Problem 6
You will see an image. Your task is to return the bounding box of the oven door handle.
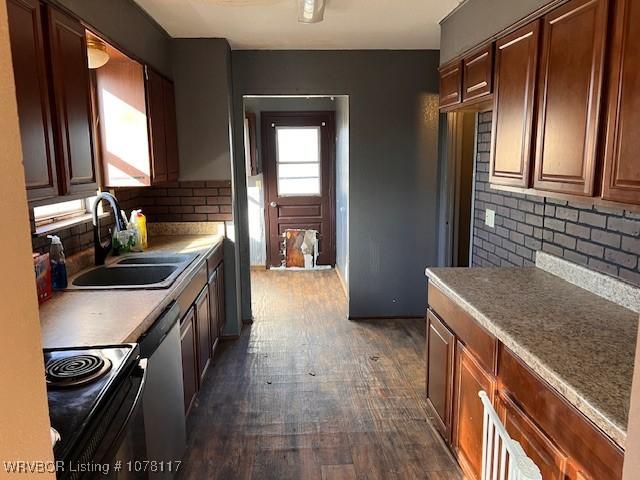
[111,358,148,450]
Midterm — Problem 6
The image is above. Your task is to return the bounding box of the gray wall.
[54,0,171,77]
[440,0,554,64]
[335,96,350,294]
[171,39,234,182]
[232,50,441,319]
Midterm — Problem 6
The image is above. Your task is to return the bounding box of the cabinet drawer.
[462,44,494,102]
[428,283,496,374]
[176,262,207,315]
[207,243,224,278]
[497,345,623,480]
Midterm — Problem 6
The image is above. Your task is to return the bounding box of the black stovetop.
[44,344,139,463]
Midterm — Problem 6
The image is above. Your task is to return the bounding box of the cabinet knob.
[270,202,278,208]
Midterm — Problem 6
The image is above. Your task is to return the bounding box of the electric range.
[44,344,147,479]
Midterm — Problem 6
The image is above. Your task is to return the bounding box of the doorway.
[440,111,477,267]
[262,111,336,267]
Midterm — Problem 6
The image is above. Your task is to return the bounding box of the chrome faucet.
[92,192,127,265]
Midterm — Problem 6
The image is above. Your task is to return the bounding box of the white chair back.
[479,391,542,480]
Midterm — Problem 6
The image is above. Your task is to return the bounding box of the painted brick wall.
[472,111,640,287]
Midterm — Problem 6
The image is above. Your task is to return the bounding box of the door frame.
[261,111,336,268]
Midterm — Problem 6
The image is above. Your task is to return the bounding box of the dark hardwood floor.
[178,269,462,480]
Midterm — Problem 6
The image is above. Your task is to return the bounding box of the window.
[276,127,321,196]
[34,195,101,228]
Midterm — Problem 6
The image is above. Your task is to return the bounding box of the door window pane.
[276,127,321,196]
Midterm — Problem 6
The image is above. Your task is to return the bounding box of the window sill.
[33,212,111,237]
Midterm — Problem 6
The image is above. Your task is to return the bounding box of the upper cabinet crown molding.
[490,20,541,188]
[533,0,608,196]
[601,0,640,204]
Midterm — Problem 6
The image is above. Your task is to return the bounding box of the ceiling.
[133,0,460,50]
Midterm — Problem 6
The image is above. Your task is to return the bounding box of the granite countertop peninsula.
[425,264,638,449]
[39,233,223,348]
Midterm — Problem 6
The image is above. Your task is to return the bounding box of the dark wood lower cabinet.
[452,341,496,480]
[216,263,225,338]
[425,310,455,442]
[180,306,197,415]
[195,287,211,384]
[208,269,219,354]
[496,391,568,480]
[427,288,624,480]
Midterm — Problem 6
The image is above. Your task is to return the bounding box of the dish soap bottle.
[47,235,67,290]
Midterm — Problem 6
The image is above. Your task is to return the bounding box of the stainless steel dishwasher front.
[139,302,186,479]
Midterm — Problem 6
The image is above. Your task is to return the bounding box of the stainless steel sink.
[68,253,198,290]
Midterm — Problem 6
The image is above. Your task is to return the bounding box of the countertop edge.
[425,267,627,449]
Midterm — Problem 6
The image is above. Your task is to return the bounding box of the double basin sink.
[69,253,198,290]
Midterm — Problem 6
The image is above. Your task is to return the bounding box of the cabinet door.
[95,45,151,187]
[46,6,98,196]
[453,341,496,480]
[439,61,462,108]
[216,263,225,338]
[425,310,455,442]
[195,287,211,384]
[180,307,198,415]
[462,44,494,102]
[208,270,219,355]
[490,21,540,187]
[601,0,640,204]
[145,67,167,184]
[162,78,179,182]
[533,0,608,196]
[496,391,568,480]
[7,0,58,202]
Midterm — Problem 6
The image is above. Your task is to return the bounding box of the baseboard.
[348,315,424,321]
[335,268,349,299]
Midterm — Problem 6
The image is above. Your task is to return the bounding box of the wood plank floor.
[178,269,462,480]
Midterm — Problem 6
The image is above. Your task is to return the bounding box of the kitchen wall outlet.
[485,209,495,228]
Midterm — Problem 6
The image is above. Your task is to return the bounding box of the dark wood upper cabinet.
[533,0,608,196]
[163,78,179,182]
[439,61,462,109]
[453,341,496,480]
[95,43,151,187]
[425,310,455,443]
[46,5,98,196]
[496,391,569,480]
[601,0,640,204]
[145,67,167,185]
[7,0,58,202]
[462,44,494,102]
[490,21,540,187]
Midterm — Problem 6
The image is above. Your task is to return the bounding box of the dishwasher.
[139,302,186,479]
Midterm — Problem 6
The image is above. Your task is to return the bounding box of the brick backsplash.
[472,111,640,287]
[30,180,232,258]
[115,180,233,223]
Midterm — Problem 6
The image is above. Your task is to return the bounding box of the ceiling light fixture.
[298,0,325,23]
[86,36,110,69]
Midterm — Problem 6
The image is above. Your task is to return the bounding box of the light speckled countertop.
[39,234,223,348]
[425,266,638,449]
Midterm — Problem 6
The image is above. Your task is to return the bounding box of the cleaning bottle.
[47,235,67,290]
[129,209,148,250]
